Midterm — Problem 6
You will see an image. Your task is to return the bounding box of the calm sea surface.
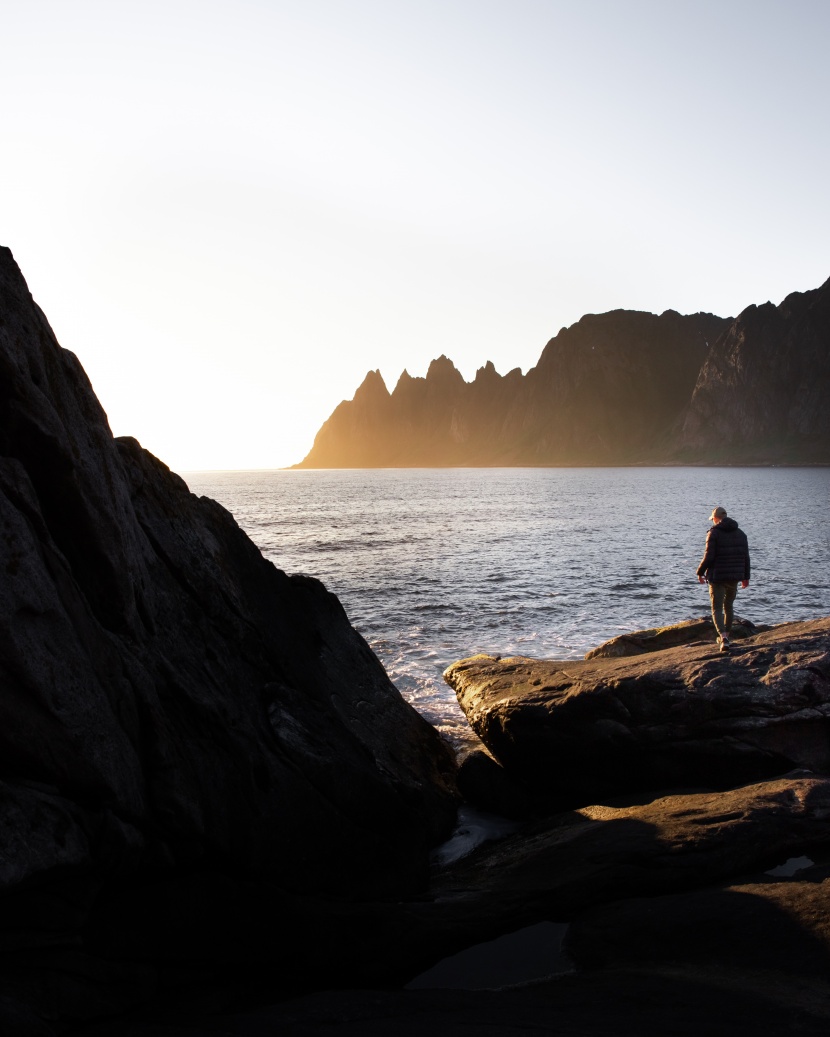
[184,468,830,743]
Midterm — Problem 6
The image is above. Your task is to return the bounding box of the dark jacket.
[696,517,751,583]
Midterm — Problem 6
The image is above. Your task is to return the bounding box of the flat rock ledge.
[445,616,830,812]
[584,615,768,659]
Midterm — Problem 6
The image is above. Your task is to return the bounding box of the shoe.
[719,635,731,653]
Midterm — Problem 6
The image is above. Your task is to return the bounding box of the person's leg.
[723,582,738,634]
[708,582,727,637]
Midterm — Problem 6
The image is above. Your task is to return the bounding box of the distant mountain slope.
[514,308,728,464]
[679,278,830,463]
[296,279,830,467]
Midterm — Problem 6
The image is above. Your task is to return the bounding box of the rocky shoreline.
[3,244,830,1035]
[74,616,830,1035]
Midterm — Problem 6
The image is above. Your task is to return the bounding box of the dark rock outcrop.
[296,276,830,467]
[454,746,534,819]
[445,617,830,811]
[433,774,830,921]
[567,862,830,979]
[563,861,830,1028]
[0,246,458,1025]
[68,774,830,1035]
[68,975,830,1037]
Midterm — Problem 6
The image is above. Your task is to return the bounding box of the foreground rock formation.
[0,247,458,1029]
[71,773,830,1035]
[6,242,830,1034]
[445,616,830,812]
[296,276,830,467]
[66,615,830,1035]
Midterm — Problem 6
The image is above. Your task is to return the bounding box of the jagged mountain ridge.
[296,278,830,466]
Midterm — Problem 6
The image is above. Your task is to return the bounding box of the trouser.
[708,581,738,637]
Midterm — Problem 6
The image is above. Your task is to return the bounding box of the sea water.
[184,467,830,743]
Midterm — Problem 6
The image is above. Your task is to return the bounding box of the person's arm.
[740,534,750,588]
[696,529,715,582]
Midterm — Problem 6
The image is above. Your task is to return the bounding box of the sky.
[2,0,829,471]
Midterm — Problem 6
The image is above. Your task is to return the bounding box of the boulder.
[0,246,457,1024]
[445,618,830,810]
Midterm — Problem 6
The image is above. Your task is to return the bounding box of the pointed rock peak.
[360,368,386,387]
[474,360,500,382]
[353,369,389,403]
[393,368,416,391]
[425,355,464,385]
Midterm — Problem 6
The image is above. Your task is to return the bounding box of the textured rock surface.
[584,615,767,659]
[445,617,830,809]
[230,775,830,993]
[0,246,457,1023]
[564,861,830,1027]
[431,775,830,921]
[68,776,830,1036]
[567,862,830,977]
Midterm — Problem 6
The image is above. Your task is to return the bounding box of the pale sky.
[3,0,828,471]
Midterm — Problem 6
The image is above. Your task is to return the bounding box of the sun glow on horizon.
[3,0,829,472]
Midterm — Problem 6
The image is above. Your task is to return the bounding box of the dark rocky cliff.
[517,307,727,464]
[296,278,830,467]
[679,277,830,462]
[0,247,458,1026]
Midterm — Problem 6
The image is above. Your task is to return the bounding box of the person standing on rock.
[697,506,750,653]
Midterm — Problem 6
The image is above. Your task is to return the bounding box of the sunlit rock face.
[0,247,457,1024]
[299,354,526,466]
[297,276,830,467]
[445,617,830,812]
[296,310,729,467]
[679,277,830,462]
